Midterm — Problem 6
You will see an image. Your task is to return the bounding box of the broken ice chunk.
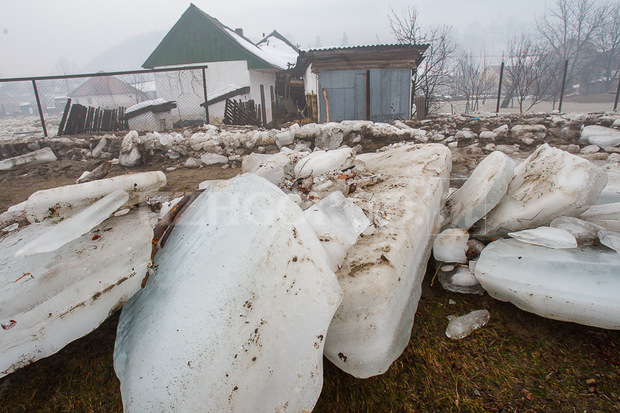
[550,216,602,245]
[477,144,607,238]
[241,151,306,186]
[475,238,620,329]
[433,228,469,263]
[580,202,620,231]
[24,171,166,224]
[15,190,129,258]
[114,174,342,412]
[598,231,620,254]
[304,191,370,270]
[0,210,154,378]
[445,151,516,229]
[580,125,620,149]
[0,147,57,171]
[438,266,485,295]
[445,309,490,339]
[507,227,577,249]
[294,148,354,178]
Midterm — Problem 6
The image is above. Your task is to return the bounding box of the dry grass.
[1,262,618,413]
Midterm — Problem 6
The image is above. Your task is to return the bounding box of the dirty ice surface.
[507,226,578,249]
[0,147,57,171]
[0,211,154,378]
[114,174,342,412]
[324,143,451,378]
[478,144,607,237]
[475,238,620,329]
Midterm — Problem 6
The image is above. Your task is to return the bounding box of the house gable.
[143,4,281,70]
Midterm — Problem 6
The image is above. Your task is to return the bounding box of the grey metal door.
[318,70,366,122]
[369,68,411,122]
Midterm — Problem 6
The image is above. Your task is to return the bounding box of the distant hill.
[81,31,165,73]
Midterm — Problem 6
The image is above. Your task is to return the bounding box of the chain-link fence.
[0,66,210,141]
[417,57,620,118]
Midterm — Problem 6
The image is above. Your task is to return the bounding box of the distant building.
[69,76,147,108]
[143,4,296,125]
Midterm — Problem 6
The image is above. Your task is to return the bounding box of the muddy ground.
[0,131,618,412]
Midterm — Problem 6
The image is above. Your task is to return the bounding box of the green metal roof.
[142,4,281,70]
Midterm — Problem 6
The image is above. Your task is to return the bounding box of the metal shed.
[295,45,428,123]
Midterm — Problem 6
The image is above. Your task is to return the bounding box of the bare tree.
[389,7,458,115]
[505,33,559,112]
[592,1,620,87]
[537,0,606,92]
[453,52,496,113]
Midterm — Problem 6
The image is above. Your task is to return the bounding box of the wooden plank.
[57,98,72,136]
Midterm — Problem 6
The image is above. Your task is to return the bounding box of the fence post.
[202,67,210,124]
[495,62,504,114]
[614,72,620,111]
[31,80,48,137]
[558,59,569,113]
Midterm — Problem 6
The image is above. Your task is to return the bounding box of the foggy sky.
[0,0,555,77]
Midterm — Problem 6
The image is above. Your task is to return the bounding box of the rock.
[581,125,620,148]
[0,210,154,378]
[24,171,166,224]
[507,227,577,249]
[445,309,490,339]
[294,148,355,179]
[550,216,603,245]
[119,131,141,167]
[200,153,228,166]
[474,238,620,329]
[445,151,516,229]
[433,228,469,263]
[455,130,476,140]
[114,175,342,412]
[477,144,607,238]
[324,144,451,378]
[495,144,518,155]
[0,147,57,171]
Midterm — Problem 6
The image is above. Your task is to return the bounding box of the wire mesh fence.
[0,66,210,141]
[419,57,620,118]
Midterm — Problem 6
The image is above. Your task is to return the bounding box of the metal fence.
[419,58,620,117]
[0,65,210,140]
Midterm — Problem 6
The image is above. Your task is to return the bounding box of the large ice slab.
[0,211,154,378]
[15,190,129,258]
[114,174,342,412]
[324,144,451,378]
[24,171,166,223]
[445,151,516,229]
[580,202,620,231]
[477,144,607,237]
[0,147,57,171]
[474,238,620,329]
[507,226,577,249]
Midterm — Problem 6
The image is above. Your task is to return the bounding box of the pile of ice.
[434,142,620,330]
[0,171,166,378]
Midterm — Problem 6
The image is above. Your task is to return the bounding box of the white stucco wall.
[249,70,276,124]
[304,64,319,95]
[153,61,251,122]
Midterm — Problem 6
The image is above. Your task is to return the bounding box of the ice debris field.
[1,115,620,411]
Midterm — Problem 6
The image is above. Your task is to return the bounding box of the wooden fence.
[58,100,128,135]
